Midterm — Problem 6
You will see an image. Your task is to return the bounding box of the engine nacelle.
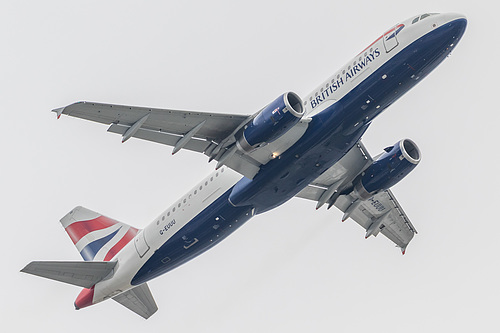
[237,92,304,152]
[352,139,421,200]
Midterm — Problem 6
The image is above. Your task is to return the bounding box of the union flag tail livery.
[61,206,139,262]
[22,13,467,319]
[22,206,158,318]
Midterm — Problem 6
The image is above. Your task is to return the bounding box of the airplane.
[22,13,467,319]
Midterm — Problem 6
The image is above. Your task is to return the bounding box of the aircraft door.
[383,25,399,53]
[134,230,150,258]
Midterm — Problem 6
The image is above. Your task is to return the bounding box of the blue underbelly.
[229,20,464,213]
[132,189,253,285]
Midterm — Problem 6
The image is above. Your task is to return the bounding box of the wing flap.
[21,261,117,288]
[113,283,158,319]
[333,190,416,250]
[108,123,211,153]
[295,141,371,203]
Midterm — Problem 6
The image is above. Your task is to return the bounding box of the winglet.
[52,107,65,119]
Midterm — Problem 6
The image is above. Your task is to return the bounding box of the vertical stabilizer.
[61,206,139,261]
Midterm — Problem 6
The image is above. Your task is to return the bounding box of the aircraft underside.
[22,13,467,319]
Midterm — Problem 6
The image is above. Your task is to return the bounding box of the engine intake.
[352,139,421,200]
[237,92,304,152]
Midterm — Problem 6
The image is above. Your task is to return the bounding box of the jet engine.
[351,139,421,200]
[237,92,304,152]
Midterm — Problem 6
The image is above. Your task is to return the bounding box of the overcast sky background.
[2,1,498,332]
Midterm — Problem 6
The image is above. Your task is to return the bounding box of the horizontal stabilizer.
[21,261,117,288]
[113,283,158,319]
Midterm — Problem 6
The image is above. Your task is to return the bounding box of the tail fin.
[61,206,139,261]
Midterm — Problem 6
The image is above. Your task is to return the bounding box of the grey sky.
[3,1,498,332]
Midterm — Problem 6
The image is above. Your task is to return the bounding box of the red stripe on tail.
[65,216,119,244]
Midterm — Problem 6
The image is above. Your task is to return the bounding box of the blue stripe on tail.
[80,228,121,261]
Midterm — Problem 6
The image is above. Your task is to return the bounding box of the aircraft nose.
[434,13,467,47]
[442,13,467,34]
[446,15,467,44]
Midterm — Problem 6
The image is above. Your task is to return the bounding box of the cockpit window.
[414,13,439,24]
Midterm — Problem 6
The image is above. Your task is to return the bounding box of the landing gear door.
[134,230,150,258]
[383,25,399,53]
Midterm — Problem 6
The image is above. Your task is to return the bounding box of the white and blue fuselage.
[90,13,467,304]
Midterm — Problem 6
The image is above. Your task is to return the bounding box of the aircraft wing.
[296,141,417,253]
[54,101,249,152]
[54,101,309,179]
